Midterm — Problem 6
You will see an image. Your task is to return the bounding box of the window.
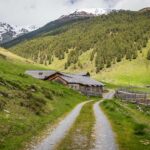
[39,72,43,75]
[87,87,91,91]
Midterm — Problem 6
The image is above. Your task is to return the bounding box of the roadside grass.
[101,100,150,150]
[0,51,86,150]
[56,101,96,150]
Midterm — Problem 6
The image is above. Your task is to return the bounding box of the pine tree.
[132,51,138,59]
[147,49,150,60]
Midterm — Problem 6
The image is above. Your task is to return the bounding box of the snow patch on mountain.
[59,8,114,20]
[75,8,113,15]
[0,22,38,43]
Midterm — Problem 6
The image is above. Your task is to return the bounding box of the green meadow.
[0,48,86,150]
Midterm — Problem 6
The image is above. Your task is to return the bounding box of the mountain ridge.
[59,8,114,19]
[0,22,37,44]
[1,8,116,48]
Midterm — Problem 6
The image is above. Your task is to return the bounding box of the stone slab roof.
[25,70,104,86]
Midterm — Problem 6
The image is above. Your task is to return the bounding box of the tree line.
[10,10,150,72]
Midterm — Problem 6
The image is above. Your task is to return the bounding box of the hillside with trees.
[7,10,150,74]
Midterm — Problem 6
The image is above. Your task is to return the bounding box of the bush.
[147,49,150,60]
[27,84,40,92]
[0,98,6,110]
[0,91,14,98]
[0,77,22,90]
[134,123,147,135]
[42,88,54,100]
[18,73,29,78]
[20,93,47,115]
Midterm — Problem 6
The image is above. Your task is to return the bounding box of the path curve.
[92,91,118,150]
[33,101,89,150]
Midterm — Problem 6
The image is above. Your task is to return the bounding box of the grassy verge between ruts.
[101,99,150,150]
[56,101,96,150]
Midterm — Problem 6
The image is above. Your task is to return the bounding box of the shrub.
[18,73,28,78]
[0,98,6,110]
[42,88,54,100]
[134,123,147,135]
[147,49,150,60]
[0,91,14,98]
[20,93,47,115]
[27,84,40,92]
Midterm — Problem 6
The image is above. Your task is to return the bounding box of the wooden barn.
[25,70,104,96]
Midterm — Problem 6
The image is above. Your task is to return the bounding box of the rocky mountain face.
[0,22,37,44]
[139,7,150,12]
[59,8,113,20]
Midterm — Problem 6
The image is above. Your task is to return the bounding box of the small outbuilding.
[25,70,104,96]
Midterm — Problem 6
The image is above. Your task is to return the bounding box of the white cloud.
[114,0,150,10]
[0,0,150,26]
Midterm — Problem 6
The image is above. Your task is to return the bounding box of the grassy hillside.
[8,10,150,73]
[101,100,150,150]
[0,48,35,64]
[34,40,150,87]
[94,42,150,86]
[0,48,86,150]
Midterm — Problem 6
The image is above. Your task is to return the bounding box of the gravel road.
[33,101,89,150]
[92,91,118,150]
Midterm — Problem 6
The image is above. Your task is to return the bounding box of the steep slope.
[0,47,33,63]
[8,10,150,73]
[0,47,85,150]
[1,12,93,48]
[1,8,113,48]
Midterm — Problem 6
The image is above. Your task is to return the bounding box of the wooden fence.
[115,90,150,106]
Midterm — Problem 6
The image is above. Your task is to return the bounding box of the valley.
[0,6,150,150]
[3,10,150,87]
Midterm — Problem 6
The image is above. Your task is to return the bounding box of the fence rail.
[115,90,150,106]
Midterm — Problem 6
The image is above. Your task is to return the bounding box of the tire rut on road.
[32,101,90,150]
[92,92,118,150]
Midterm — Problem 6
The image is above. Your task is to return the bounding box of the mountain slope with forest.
[40,40,150,86]
[1,11,93,48]
[2,9,150,86]
[94,42,150,86]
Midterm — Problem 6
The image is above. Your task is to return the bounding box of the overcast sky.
[0,0,150,26]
